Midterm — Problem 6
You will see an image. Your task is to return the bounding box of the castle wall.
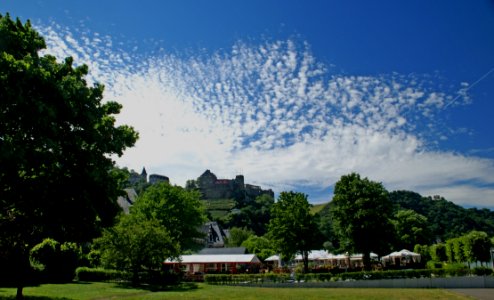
[197,170,272,201]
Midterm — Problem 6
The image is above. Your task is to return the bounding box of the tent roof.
[198,247,247,255]
[264,255,280,261]
[293,250,378,261]
[164,254,261,264]
[382,249,421,258]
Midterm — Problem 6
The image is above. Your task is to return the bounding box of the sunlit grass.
[0,282,471,300]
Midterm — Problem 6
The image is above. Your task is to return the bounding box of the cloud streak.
[36,22,494,208]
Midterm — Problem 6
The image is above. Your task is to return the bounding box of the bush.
[203,267,492,286]
[443,262,469,276]
[426,260,443,269]
[75,267,130,282]
[472,267,493,276]
[30,238,82,282]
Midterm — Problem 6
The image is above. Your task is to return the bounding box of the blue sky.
[3,0,494,208]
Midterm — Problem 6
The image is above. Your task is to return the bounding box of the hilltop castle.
[128,167,170,185]
[196,169,274,202]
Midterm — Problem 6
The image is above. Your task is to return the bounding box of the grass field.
[0,282,471,300]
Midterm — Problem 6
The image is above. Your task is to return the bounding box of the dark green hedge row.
[75,267,131,282]
[75,267,183,285]
[204,267,493,285]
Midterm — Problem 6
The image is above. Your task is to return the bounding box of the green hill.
[315,191,494,244]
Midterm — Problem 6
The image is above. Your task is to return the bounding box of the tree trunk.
[132,268,140,286]
[303,250,309,273]
[363,252,371,271]
[16,286,23,300]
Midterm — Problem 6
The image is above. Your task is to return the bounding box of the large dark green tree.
[224,194,274,236]
[130,182,206,251]
[268,191,322,273]
[393,209,432,250]
[330,173,395,270]
[0,14,137,298]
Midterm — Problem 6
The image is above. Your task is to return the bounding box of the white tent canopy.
[382,249,421,259]
[165,254,260,264]
[293,250,379,261]
[381,249,421,266]
[264,255,280,262]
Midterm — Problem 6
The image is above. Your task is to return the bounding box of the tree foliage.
[130,183,206,251]
[390,191,494,241]
[94,214,178,284]
[330,173,395,270]
[429,243,447,262]
[460,231,491,265]
[393,209,432,250]
[225,227,254,247]
[30,239,81,283]
[241,235,276,261]
[0,13,137,297]
[268,191,322,273]
[222,194,274,236]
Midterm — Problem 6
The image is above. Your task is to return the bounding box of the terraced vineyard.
[202,198,236,219]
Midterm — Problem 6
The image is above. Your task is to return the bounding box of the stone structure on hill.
[117,167,170,213]
[128,167,169,186]
[196,169,274,202]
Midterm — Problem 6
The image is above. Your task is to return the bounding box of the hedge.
[204,268,493,285]
[75,267,130,282]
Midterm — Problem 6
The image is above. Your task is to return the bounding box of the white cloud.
[35,22,494,208]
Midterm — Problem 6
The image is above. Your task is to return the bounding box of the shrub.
[426,260,443,269]
[443,262,469,276]
[75,267,130,282]
[472,267,493,276]
[30,238,82,282]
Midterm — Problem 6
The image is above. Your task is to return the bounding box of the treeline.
[208,173,494,273]
[416,230,492,268]
[389,191,494,240]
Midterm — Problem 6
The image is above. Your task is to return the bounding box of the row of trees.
[226,173,408,272]
[225,173,494,273]
[416,230,493,267]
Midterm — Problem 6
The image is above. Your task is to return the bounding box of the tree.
[429,243,447,263]
[225,227,254,247]
[241,235,276,261]
[130,182,206,251]
[0,14,138,298]
[94,214,178,284]
[393,209,432,250]
[315,203,339,252]
[268,191,322,273]
[224,194,274,236]
[413,244,431,264]
[330,173,395,270]
[463,231,492,266]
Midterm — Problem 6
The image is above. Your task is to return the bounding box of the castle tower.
[141,167,148,182]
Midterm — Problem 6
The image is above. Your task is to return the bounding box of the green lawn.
[0,282,471,300]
